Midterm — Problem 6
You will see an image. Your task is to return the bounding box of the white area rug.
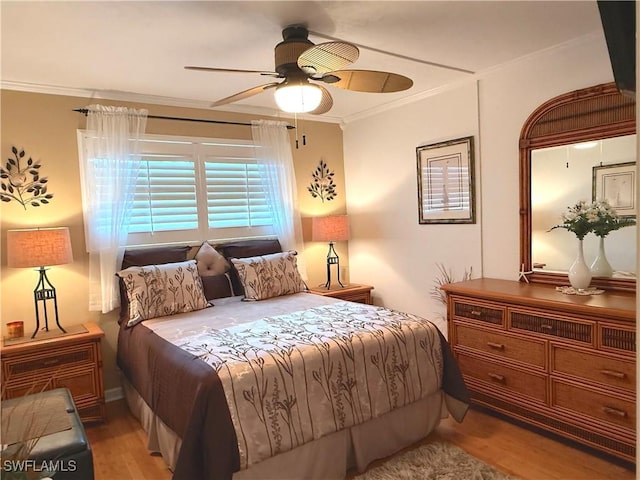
[354,440,518,480]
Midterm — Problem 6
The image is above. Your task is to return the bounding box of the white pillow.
[117,260,209,326]
[194,241,229,277]
[230,251,306,301]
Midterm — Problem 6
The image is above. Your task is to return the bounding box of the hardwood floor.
[86,400,635,480]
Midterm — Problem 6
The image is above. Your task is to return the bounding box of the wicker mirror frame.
[519,82,636,292]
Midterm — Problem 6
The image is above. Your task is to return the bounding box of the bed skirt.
[122,376,449,479]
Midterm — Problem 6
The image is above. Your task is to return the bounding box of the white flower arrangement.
[549,200,635,240]
[549,200,599,240]
[590,199,635,237]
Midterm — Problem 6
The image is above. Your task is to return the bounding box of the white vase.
[568,239,592,290]
[590,236,614,277]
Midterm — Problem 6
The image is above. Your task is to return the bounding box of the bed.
[116,239,469,480]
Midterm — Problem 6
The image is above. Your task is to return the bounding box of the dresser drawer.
[551,345,635,393]
[456,352,547,403]
[3,343,97,379]
[509,308,594,346]
[599,323,636,354]
[551,379,635,431]
[451,298,505,327]
[454,323,546,369]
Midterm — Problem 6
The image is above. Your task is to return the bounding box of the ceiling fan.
[185,25,413,115]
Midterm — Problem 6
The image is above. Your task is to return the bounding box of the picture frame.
[416,136,475,224]
[592,161,636,217]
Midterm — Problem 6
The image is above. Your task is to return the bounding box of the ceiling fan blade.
[211,83,280,107]
[309,86,333,115]
[327,70,413,93]
[185,66,280,77]
[297,42,359,76]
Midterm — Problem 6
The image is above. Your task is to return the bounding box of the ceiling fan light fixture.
[274,81,322,113]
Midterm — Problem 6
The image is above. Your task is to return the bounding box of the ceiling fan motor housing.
[275,25,314,76]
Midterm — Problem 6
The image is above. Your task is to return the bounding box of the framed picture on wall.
[592,161,636,217]
[416,136,475,224]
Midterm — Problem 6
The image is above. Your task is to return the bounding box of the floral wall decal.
[308,159,336,203]
[0,146,53,209]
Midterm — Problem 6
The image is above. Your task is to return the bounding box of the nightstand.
[308,284,374,304]
[1,322,105,423]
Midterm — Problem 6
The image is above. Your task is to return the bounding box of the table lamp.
[311,215,350,289]
[7,227,73,338]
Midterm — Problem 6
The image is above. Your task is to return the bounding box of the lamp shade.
[7,227,73,268]
[274,81,322,113]
[311,215,350,242]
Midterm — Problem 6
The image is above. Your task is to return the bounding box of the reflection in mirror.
[531,135,636,277]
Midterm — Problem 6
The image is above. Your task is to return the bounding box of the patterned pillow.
[230,251,307,301]
[117,260,209,326]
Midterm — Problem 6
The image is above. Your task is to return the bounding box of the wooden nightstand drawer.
[551,345,635,393]
[308,284,373,305]
[454,323,546,369]
[4,365,100,402]
[509,308,594,346]
[551,379,635,431]
[0,322,105,423]
[3,343,97,378]
[457,352,547,404]
[451,298,505,327]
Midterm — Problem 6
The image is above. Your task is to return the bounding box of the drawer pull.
[42,359,60,366]
[540,324,553,331]
[600,369,626,379]
[488,373,505,383]
[487,342,505,350]
[602,406,628,418]
[470,310,482,317]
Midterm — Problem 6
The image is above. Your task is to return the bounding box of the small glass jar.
[7,321,24,339]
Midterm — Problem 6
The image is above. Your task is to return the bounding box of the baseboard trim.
[105,386,124,403]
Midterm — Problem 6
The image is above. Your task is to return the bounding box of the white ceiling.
[1,1,605,123]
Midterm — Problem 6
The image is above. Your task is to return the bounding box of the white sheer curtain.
[251,120,307,277]
[79,104,147,312]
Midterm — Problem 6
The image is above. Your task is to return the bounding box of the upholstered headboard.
[118,239,282,322]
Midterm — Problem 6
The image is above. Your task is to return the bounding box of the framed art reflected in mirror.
[593,161,636,217]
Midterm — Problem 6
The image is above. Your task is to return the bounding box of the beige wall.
[0,89,345,391]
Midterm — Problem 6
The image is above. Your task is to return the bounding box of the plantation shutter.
[129,155,198,233]
[78,132,275,246]
[205,161,271,228]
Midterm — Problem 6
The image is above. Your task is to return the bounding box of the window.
[78,133,275,245]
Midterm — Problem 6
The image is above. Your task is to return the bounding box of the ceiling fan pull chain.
[294,113,299,149]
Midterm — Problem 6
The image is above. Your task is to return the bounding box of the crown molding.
[0,80,344,124]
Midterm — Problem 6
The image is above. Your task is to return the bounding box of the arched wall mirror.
[520,82,636,293]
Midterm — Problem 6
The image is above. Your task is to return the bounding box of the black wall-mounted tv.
[597,0,636,97]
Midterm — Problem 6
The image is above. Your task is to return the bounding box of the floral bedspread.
[174,301,443,470]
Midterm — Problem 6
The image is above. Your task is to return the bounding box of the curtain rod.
[72,108,295,129]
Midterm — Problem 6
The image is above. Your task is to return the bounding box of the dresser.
[1,322,105,423]
[308,284,374,304]
[442,278,636,462]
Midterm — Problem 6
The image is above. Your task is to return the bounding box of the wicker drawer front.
[457,352,547,403]
[4,366,99,401]
[551,379,635,431]
[551,345,635,392]
[454,323,546,369]
[4,343,96,378]
[452,299,505,326]
[599,324,636,354]
[339,292,371,304]
[509,309,594,345]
